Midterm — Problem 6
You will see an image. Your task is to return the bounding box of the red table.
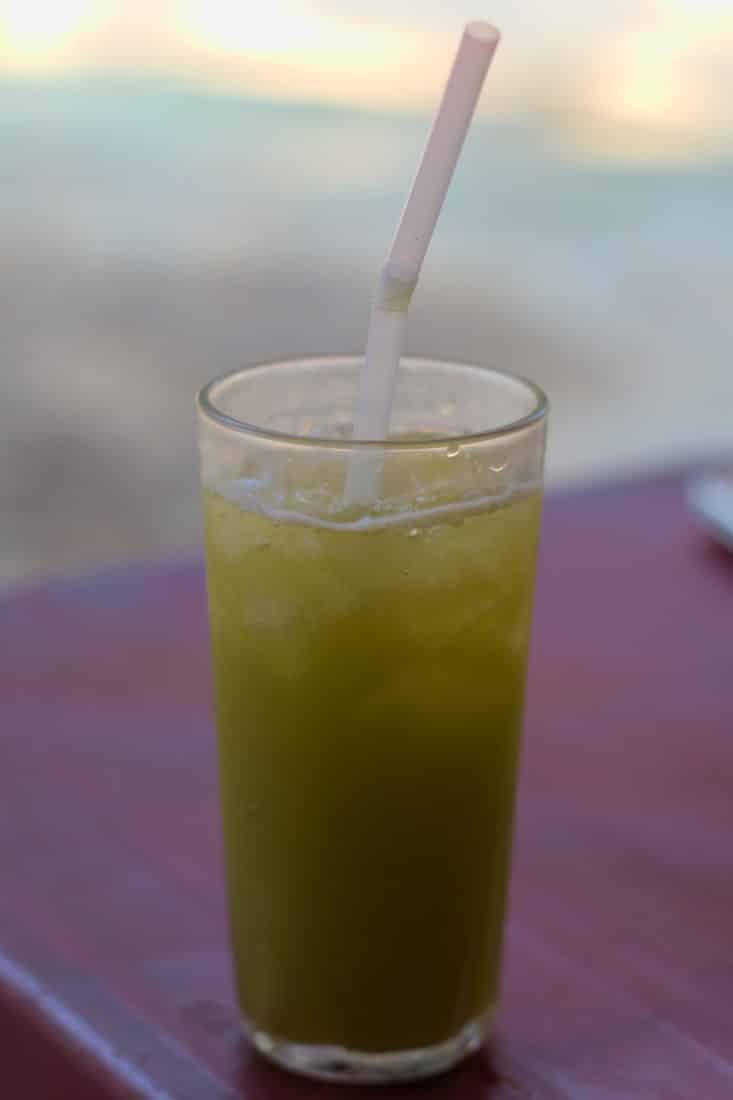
[2,471,732,1099]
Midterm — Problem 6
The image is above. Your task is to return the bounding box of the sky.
[1,1,731,151]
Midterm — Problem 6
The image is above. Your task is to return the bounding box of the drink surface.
[203,481,541,1053]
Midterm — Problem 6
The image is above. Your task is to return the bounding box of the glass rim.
[196,355,548,450]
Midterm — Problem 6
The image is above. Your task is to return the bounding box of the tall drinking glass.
[197,357,547,1082]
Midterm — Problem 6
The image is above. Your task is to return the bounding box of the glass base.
[245,1011,493,1083]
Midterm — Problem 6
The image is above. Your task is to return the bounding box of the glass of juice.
[197,356,547,1082]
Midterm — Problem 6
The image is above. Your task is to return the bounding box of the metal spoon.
[686,474,733,553]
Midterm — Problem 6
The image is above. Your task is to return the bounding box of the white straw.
[346,21,500,504]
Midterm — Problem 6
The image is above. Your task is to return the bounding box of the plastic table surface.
[1,470,732,1100]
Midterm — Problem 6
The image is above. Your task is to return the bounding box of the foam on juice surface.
[213,473,540,534]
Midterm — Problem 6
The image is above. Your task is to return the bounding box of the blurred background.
[1,0,731,588]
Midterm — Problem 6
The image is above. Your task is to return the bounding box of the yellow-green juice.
[203,483,541,1054]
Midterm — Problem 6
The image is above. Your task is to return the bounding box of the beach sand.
[2,245,729,589]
